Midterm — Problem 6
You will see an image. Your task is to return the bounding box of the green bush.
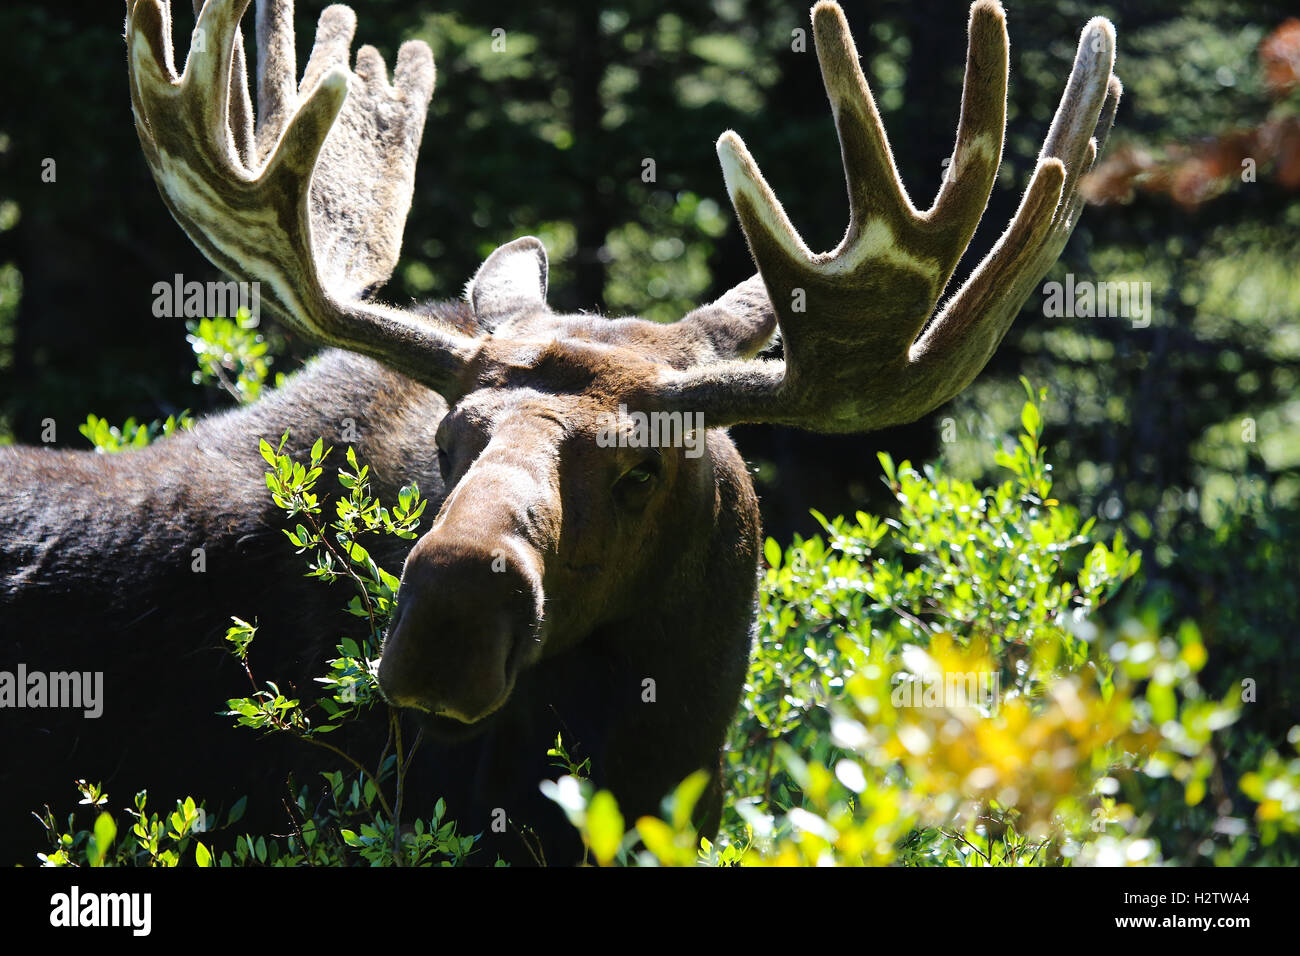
[30,371,1296,866]
[545,383,1291,867]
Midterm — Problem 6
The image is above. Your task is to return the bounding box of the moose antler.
[127,0,1118,435]
[659,0,1121,432]
[126,0,479,393]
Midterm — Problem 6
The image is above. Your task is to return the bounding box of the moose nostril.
[377,550,538,725]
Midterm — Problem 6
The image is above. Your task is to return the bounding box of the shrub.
[31,377,1294,866]
[545,383,1284,867]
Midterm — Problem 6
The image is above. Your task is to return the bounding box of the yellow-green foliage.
[35,384,1292,867]
[555,383,1264,867]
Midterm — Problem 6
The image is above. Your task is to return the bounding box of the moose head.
[115,0,1120,844]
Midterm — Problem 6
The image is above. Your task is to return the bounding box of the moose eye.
[436,446,452,478]
[625,454,662,482]
[614,456,661,506]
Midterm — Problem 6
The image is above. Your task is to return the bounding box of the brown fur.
[0,0,1123,865]
[0,294,763,865]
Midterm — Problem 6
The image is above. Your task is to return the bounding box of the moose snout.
[378,539,544,724]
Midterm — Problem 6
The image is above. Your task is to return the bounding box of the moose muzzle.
[378,420,557,724]
[378,537,545,723]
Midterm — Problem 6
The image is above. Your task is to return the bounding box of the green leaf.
[585,790,625,866]
[635,817,678,863]
[1021,399,1041,439]
[877,452,897,485]
[90,812,117,867]
[669,770,710,832]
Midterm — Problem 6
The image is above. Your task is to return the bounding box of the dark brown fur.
[4,0,1119,866]
[0,297,762,866]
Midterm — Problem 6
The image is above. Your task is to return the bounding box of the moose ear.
[467,236,549,328]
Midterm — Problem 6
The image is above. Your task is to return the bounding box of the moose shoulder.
[0,0,1119,865]
[0,331,760,866]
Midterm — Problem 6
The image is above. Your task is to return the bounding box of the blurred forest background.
[1,0,1298,854]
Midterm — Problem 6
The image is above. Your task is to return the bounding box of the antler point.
[716,133,751,197]
[811,1,851,43]
[1079,17,1117,60]
[810,1,844,19]
[970,0,1006,22]
[321,3,358,27]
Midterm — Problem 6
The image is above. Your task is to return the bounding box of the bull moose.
[0,0,1119,864]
